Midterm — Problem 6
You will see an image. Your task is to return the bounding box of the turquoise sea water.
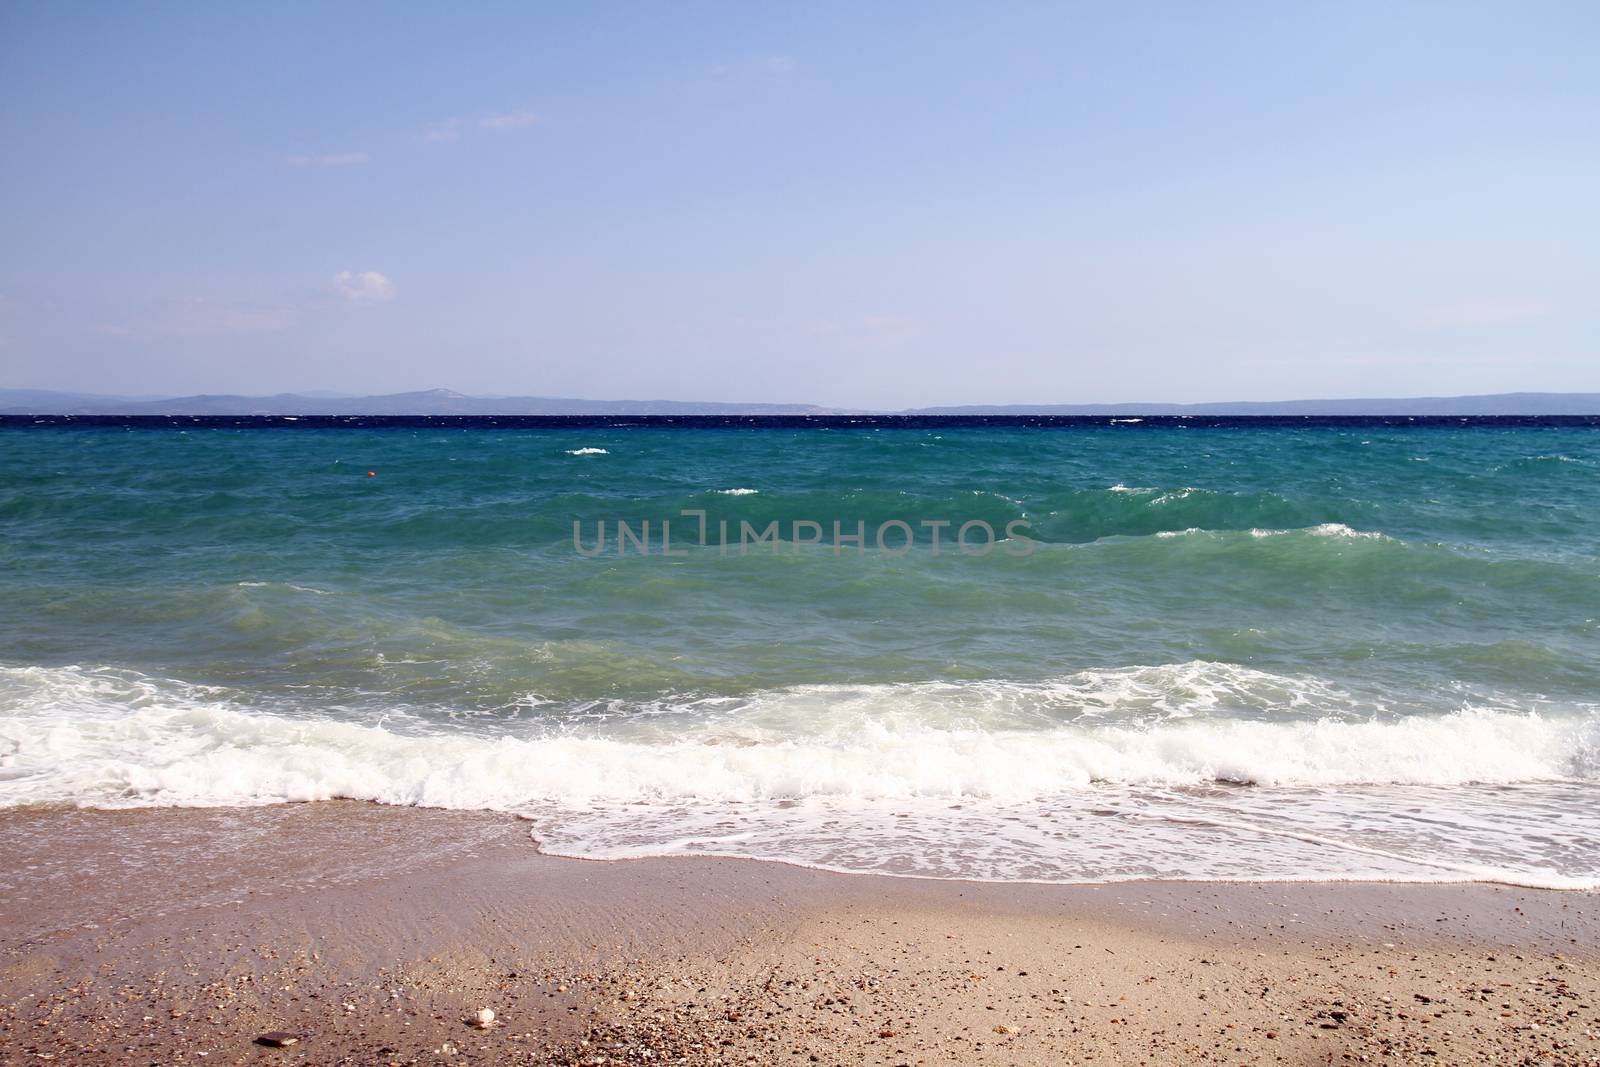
[1,422,1597,885]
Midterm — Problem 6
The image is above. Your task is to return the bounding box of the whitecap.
[1249,523,1390,541]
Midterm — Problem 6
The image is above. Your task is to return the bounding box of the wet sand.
[1,802,1596,1065]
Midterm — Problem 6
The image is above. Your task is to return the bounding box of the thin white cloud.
[286,152,369,167]
[332,271,397,303]
[423,111,539,141]
[176,300,299,334]
[712,56,799,79]
[97,298,300,338]
[423,119,463,142]
[478,111,539,129]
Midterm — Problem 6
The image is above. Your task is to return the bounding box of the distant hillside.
[908,392,1600,416]
[0,388,178,410]
[3,387,1598,416]
[0,388,843,416]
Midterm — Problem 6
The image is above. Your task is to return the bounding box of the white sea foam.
[2,663,1592,805]
[713,488,759,495]
[1249,523,1390,540]
[237,581,334,595]
[2,664,1595,886]
[1154,524,1389,542]
[565,447,609,456]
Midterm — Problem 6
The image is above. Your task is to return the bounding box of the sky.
[1,1,1597,408]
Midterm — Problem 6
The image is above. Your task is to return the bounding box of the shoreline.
[530,838,1600,895]
[8,797,1595,896]
[2,802,1596,1065]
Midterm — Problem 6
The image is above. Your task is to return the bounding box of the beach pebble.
[471,1007,496,1028]
[255,1031,300,1048]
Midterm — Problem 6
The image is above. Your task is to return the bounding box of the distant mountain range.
[0,388,839,416]
[3,387,1599,416]
[909,392,1600,416]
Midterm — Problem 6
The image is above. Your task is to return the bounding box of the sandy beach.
[0,803,1594,1066]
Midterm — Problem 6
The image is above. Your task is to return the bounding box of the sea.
[2,416,1597,888]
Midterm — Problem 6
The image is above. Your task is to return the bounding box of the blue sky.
[1,1,1596,407]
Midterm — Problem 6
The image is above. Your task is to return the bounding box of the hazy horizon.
[7,383,1600,419]
[3,2,1597,406]
[9,383,1600,403]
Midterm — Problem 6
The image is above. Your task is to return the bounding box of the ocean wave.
[558,484,1362,546]
[1146,519,1391,543]
[4,663,1595,886]
[0,475,1378,549]
[1026,485,1362,542]
[236,580,335,595]
[565,447,609,456]
[2,664,1592,811]
[1248,523,1390,540]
